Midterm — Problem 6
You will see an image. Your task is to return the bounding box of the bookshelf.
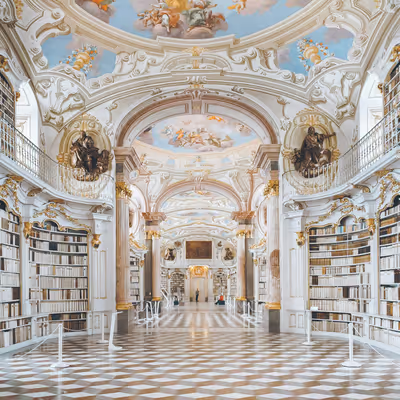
[383,59,400,150]
[213,271,227,297]
[230,271,237,298]
[129,254,140,303]
[308,217,372,335]
[170,271,185,299]
[0,72,15,124]
[376,195,400,348]
[29,221,89,332]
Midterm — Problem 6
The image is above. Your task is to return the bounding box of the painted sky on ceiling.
[278,26,354,74]
[136,114,259,153]
[76,0,313,40]
[41,33,116,78]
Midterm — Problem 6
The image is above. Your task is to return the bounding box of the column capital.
[142,212,167,222]
[114,147,142,182]
[264,180,279,198]
[116,181,132,199]
[254,144,281,181]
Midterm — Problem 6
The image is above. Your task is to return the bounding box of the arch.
[154,180,244,213]
[115,94,279,147]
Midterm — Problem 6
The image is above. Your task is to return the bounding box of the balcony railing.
[283,103,400,197]
[0,118,114,202]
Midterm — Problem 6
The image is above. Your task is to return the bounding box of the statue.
[291,126,336,178]
[70,131,110,181]
[165,248,176,261]
[224,247,234,261]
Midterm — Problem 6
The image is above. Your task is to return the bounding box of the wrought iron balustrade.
[0,118,114,202]
[283,103,400,197]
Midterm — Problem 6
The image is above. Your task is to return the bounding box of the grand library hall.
[2,0,400,399]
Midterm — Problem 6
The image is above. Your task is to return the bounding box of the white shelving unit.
[258,257,267,302]
[29,221,89,332]
[129,254,140,303]
[308,217,372,336]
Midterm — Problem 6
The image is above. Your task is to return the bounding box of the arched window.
[0,71,15,124]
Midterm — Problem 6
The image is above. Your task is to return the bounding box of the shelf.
[31,237,87,245]
[310,262,370,267]
[31,227,87,236]
[310,253,371,259]
[310,237,371,245]
[40,299,88,302]
[309,228,368,237]
[29,262,87,267]
[29,247,87,255]
[0,228,19,236]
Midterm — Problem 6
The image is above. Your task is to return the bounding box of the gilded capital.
[264,180,279,198]
[236,229,251,238]
[366,218,376,236]
[146,230,161,239]
[296,232,306,247]
[116,182,132,199]
[91,234,101,249]
[23,222,33,239]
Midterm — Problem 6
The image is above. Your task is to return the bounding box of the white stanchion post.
[51,324,69,368]
[146,303,149,321]
[303,310,317,346]
[97,312,108,344]
[342,322,362,368]
[108,311,123,351]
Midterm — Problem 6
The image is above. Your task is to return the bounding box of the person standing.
[196,289,199,303]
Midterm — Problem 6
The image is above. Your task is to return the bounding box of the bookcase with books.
[375,195,400,349]
[308,216,372,336]
[29,221,89,333]
[383,59,400,150]
[129,253,140,303]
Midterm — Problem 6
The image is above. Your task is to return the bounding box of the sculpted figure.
[70,130,110,181]
[165,248,176,261]
[292,126,336,178]
[224,247,234,261]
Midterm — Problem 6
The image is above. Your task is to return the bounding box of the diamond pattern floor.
[0,304,399,399]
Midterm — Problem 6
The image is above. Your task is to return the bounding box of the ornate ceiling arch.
[115,94,279,147]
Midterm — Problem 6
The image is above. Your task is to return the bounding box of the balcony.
[0,118,114,204]
[283,104,400,200]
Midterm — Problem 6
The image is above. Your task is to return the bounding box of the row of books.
[40,289,88,300]
[50,312,87,321]
[380,245,400,257]
[0,287,18,301]
[381,236,400,246]
[380,226,399,236]
[309,242,369,251]
[29,251,87,265]
[310,299,365,312]
[0,210,19,224]
[0,231,19,246]
[312,312,351,321]
[30,231,86,242]
[39,300,88,313]
[39,277,87,289]
[130,289,140,296]
[0,302,20,318]
[309,224,367,235]
[130,276,139,284]
[1,259,19,273]
[310,266,365,276]
[380,256,400,270]
[369,327,400,348]
[380,302,400,317]
[0,245,19,259]
[131,295,140,302]
[381,204,400,218]
[0,272,19,287]
[370,316,400,331]
[310,286,369,299]
[380,286,400,301]
[0,325,31,348]
[311,233,369,243]
[49,320,87,331]
[380,269,400,284]
[31,265,87,277]
[30,241,87,253]
[310,249,370,258]
[310,274,369,286]
[310,255,370,266]
[0,218,19,233]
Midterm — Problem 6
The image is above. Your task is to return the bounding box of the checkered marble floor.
[1,304,400,399]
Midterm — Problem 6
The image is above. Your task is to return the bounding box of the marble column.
[236,231,247,301]
[208,270,213,302]
[253,257,259,303]
[142,212,166,302]
[115,183,131,310]
[253,144,281,331]
[167,271,171,294]
[227,273,231,297]
[139,259,145,303]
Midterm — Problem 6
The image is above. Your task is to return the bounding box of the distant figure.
[196,289,200,303]
[215,294,224,305]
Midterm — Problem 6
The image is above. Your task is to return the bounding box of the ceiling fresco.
[278,26,355,74]
[41,33,116,78]
[136,114,260,153]
[76,0,313,40]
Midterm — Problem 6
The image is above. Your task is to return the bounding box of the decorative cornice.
[305,198,365,232]
[0,175,23,215]
[115,182,132,199]
[264,180,279,198]
[231,211,255,222]
[32,202,92,233]
[142,212,167,222]
[352,184,371,193]
[250,237,266,250]
[129,234,148,250]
